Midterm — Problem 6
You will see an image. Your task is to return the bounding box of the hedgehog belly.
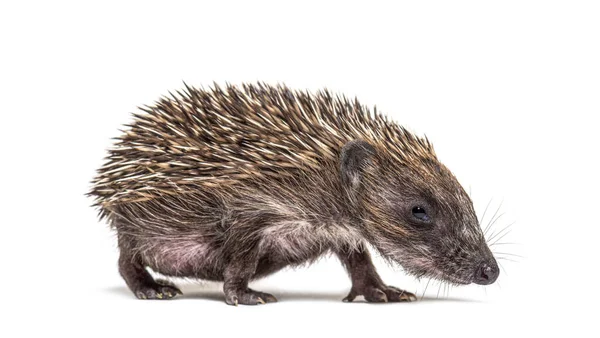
[138,236,225,280]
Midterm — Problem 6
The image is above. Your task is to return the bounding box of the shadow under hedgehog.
[89,83,499,305]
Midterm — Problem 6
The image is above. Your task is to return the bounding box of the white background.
[1,1,599,337]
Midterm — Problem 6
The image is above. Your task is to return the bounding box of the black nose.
[473,261,499,285]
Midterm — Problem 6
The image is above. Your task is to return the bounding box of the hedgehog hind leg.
[118,250,182,300]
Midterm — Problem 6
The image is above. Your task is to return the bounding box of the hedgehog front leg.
[222,254,278,306]
[337,245,417,303]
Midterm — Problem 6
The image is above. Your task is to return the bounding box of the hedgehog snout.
[473,259,499,285]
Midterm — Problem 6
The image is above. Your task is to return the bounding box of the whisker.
[489,242,520,247]
[490,228,514,247]
[487,221,515,244]
[494,253,523,262]
[421,278,432,300]
[484,201,503,236]
[494,252,523,257]
[497,257,518,263]
[479,198,493,228]
[485,211,505,238]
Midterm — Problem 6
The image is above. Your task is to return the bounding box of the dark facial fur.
[340,140,498,286]
[90,83,498,304]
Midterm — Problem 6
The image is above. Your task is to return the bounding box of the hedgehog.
[89,83,499,305]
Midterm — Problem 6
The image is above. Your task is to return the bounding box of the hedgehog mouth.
[430,265,473,285]
[437,272,472,285]
[401,259,472,285]
[386,248,474,285]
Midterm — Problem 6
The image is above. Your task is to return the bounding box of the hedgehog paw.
[343,285,416,303]
[225,288,277,306]
[380,285,417,302]
[135,284,182,300]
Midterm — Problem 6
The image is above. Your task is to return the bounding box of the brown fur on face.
[359,151,494,284]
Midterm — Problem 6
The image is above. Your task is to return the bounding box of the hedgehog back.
[90,83,434,210]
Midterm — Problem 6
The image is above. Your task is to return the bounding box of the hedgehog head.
[340,139,498,286]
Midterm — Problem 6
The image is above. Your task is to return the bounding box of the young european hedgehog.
[90,83,499,305]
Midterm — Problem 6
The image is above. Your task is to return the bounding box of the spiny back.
[90,83,436,208]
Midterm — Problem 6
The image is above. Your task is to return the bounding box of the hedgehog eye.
[411,206,430,222]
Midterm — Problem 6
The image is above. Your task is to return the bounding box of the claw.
[375,290,388,303]
[156,293,163,299]
[257,297,265,304]
[404,293,417,302]
[265,295,278,303]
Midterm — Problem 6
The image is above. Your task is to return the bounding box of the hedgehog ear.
[340,139,377,191]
